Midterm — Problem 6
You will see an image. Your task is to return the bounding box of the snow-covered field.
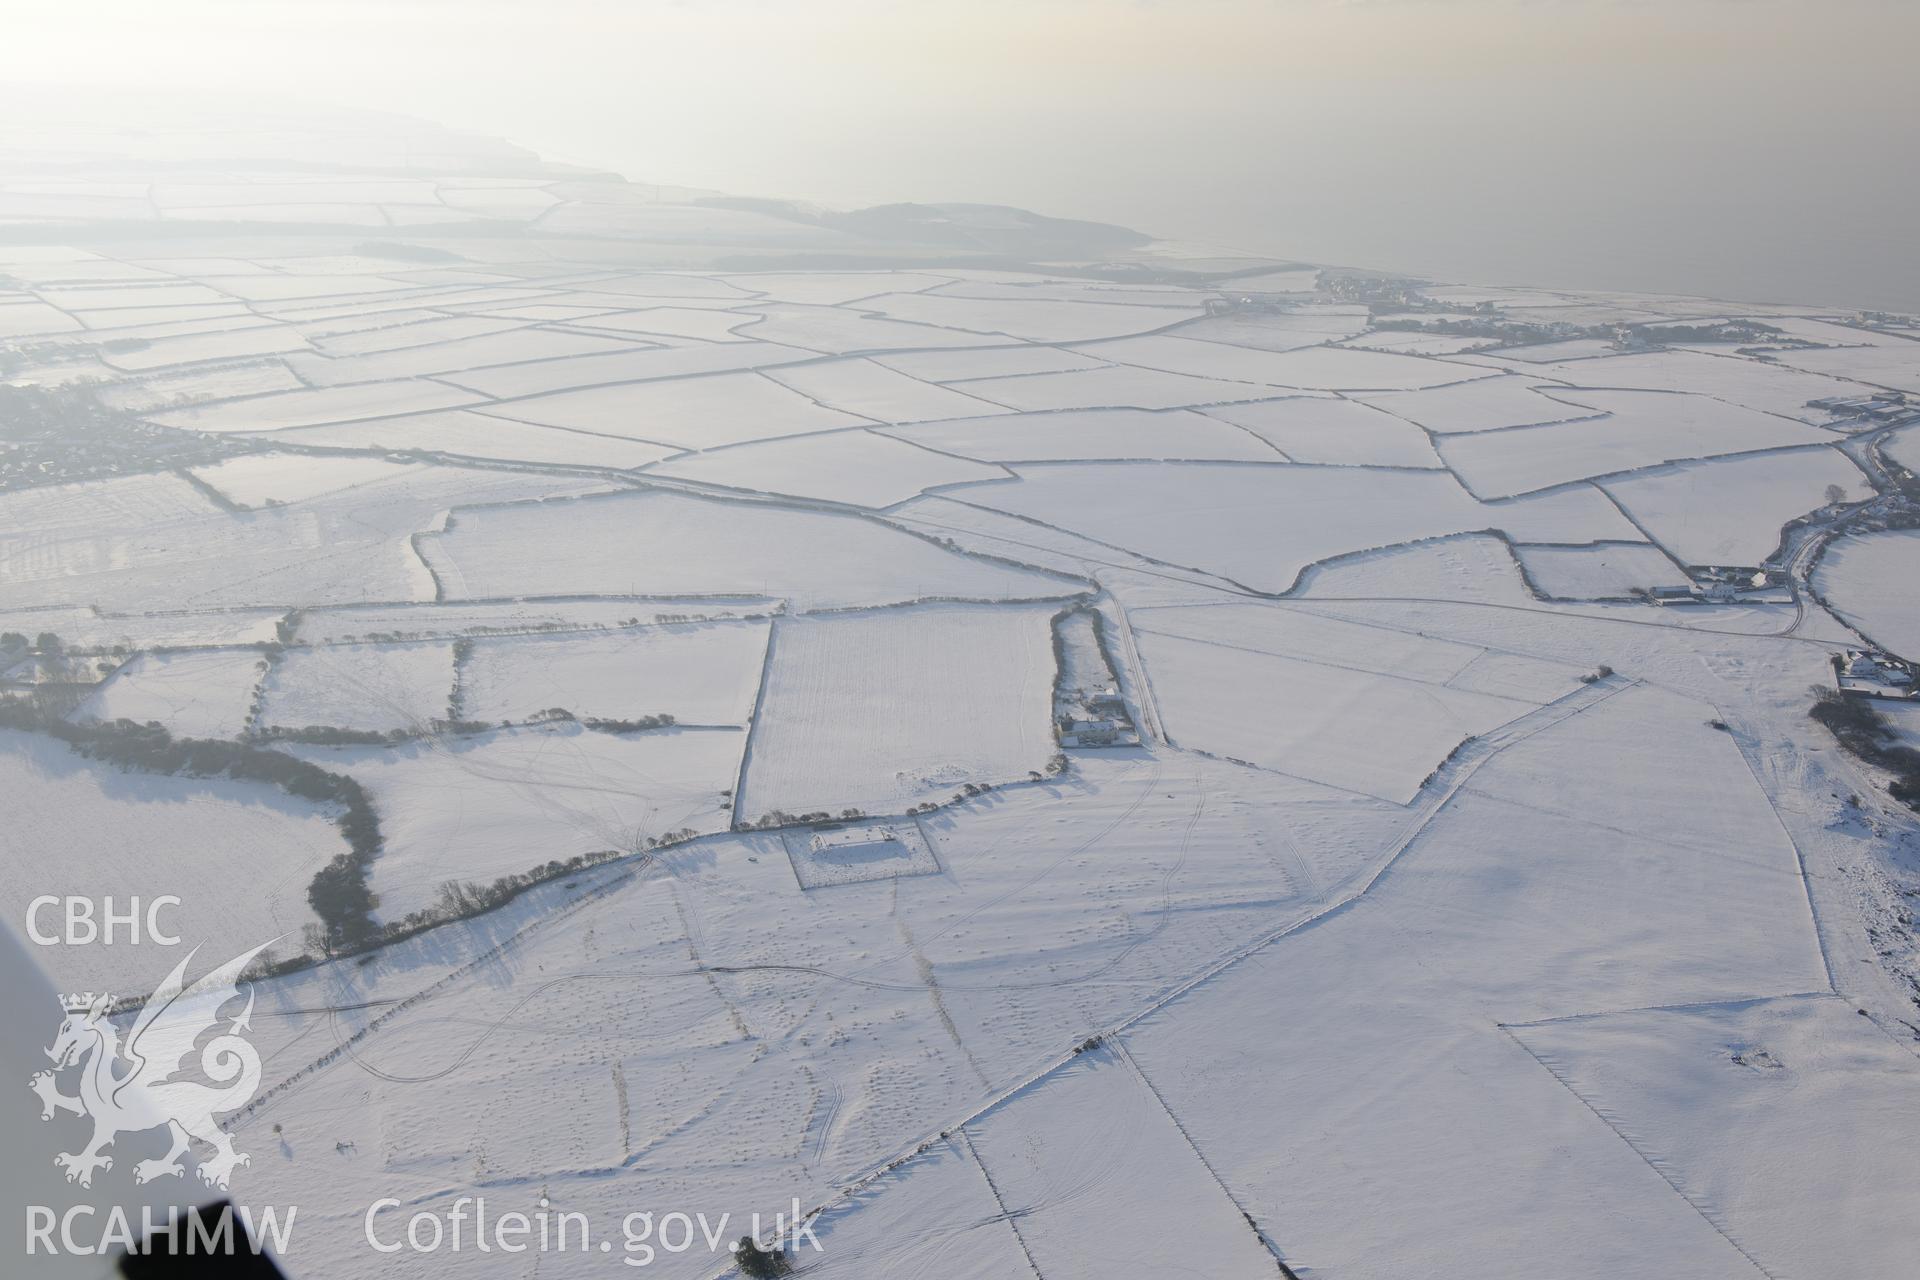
[960,461,1640,592]
[1200,395,1445,466]
[1435,391,1833,498]
[1509,995,1920,1280]
[3,138,1918,1280]
[737,604,1059,822]
[1516,542,1693,599]
[294,597,771,644]
[189,454,427,508]
[1352,373,1598,432]
[960,1046,1281,1279]
[70,648,266,738]
[1,729,340,992]
[1131,607,1555,801]
[420,489,1077,608]
[1815,530,1920,659]
[258,641,456,733]
[269,409,681,468]
[459,619,770,726]
[286,722,744,921]
[1603,446,1873,567]
[0,464,608,612]
[480,366,864,447]
[152,379,484,432]
[644,429,1007,508]
[885,406,1283,463]
[1493,347,1864,421]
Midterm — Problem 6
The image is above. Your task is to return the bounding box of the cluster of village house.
[1647,566,1790,606]
[1060,687,1137,748]
[1837,649,1918,700]
[1809,393,1914,427]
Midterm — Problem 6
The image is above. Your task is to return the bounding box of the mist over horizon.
[2,0,1916,310]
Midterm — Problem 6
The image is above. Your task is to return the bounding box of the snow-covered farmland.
[961,1047,1281,1279]
[1508,995,1920,1280]
[293,597,770,645]
[480,368,864,448]
[286,722,743,921]
[306,313,522,356]
[1516,542,1692,599]
[0,298,84,337]
[268,409,680,469]
[1133,619,1542,802]
[1146,308,1370,352]
[100,324,314,371]
[1118,682,1827,1278]
[96,361,307,411]
[284,326,642,388]
[804,1135,1038,1277]
[258,641,455,733]
[718,271,953,306]
[434,340,816,399]
[737,605,1058,822]
[1343,329,1496,355]
[1296,533,1539,604]
[885,407,1282,462]
[864,291,1200,342]
[1088,334,1489,390]
[5,133,1918,1280]
[149,379,483,432]
[644,429,1007,508]
[0,469,220,551]
[953,364,1294,412]
[1352,374,1600,433]
[543,307,758,343]
[1435,391,1833,498]
[872,344,1110,383]
[188,454,425,508]
[735,302,1006,354]
[420,489,1078,609]
[1887,422,1920,474]
[1132,601,1490,685]
[762,358,1015,423]
[1814,530,1920,659]
[1513,348,1867,421]
[459,619,771,726]
[0,605,285,651]
[70,648,266,739]
[0,466,605,612]
[0,729,339,992]
[1601,446,1873,567]
[961,462,1640,593]
[1200,396,1445,466]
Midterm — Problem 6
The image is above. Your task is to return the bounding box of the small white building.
[809,825,902,856]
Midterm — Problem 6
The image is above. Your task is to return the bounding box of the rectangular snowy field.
[737,604,1059,822]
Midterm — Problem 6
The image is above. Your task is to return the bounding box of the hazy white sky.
[4,0,1917,307]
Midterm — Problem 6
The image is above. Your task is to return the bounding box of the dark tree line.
[1810,688,1920,810]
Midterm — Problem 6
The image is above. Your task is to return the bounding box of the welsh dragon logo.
[30,941,273,1191]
